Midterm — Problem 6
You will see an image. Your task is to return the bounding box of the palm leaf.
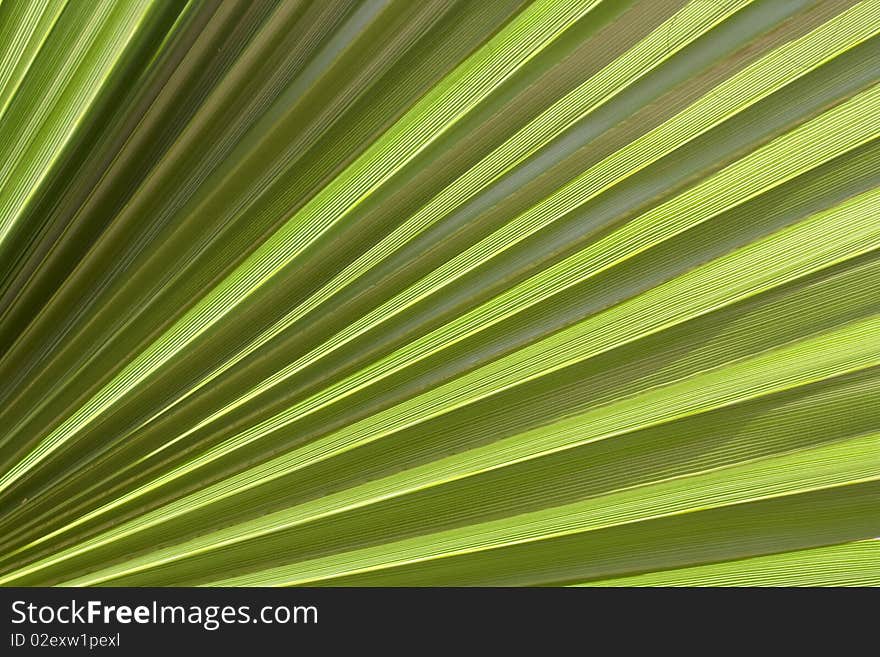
[0,0,878,586]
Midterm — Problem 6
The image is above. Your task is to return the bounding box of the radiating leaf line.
[581,539,880,586]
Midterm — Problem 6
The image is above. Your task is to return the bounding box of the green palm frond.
[0,0,878,587]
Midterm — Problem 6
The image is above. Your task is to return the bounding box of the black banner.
[0,586,857,652]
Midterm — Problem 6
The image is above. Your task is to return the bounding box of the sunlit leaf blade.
[0,0,877,587]
[581,540,880,586]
